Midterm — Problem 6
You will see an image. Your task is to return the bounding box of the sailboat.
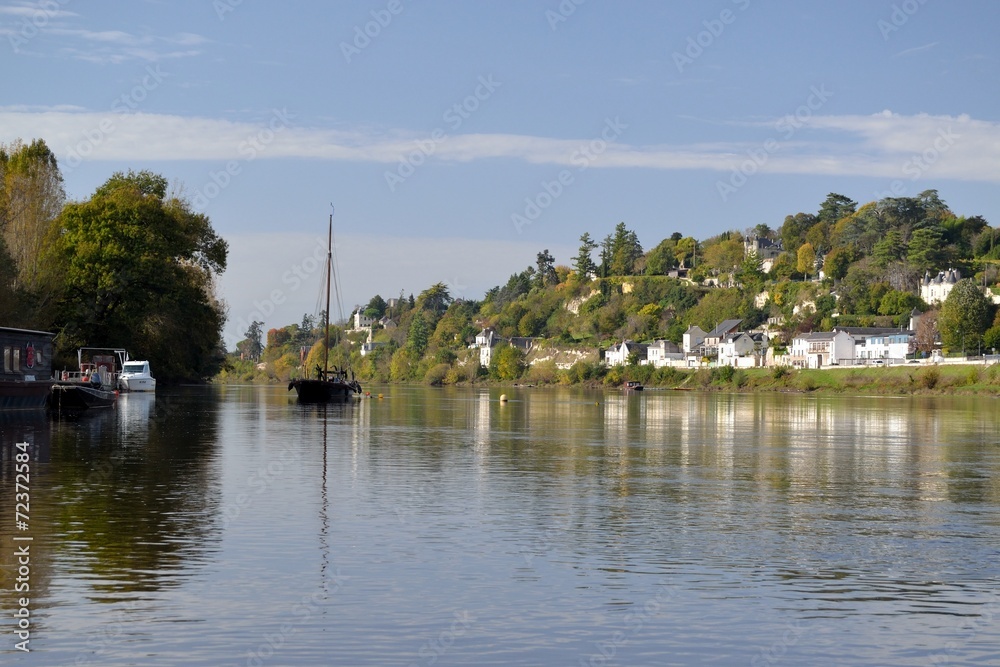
[288,210,363,403]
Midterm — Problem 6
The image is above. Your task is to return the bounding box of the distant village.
[347,242,983,375]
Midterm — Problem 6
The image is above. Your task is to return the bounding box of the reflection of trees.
[44,390,223,597]
[353,388,1000,578]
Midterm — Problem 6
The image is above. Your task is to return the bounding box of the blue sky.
[2,0,998,347]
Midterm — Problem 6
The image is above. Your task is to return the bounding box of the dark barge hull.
[0,379,54,410]
[288,379,358,403]
[49,383,117,411]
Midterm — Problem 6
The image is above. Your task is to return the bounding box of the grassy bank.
[619,363,1000,396]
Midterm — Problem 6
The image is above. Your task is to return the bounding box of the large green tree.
[48,170,228,380]
[572,232,598,279]
[938,279,992,354]
[604,222,643,276]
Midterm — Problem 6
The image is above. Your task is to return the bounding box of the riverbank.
[215,361,1000,396]
[592,361,1000,396]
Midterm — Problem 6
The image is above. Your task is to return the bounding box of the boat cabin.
[0,326,56,410]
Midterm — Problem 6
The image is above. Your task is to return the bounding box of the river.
[2,385,1000,665]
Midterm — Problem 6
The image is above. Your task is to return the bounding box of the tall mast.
[323,211,332,378]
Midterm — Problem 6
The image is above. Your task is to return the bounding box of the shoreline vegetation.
[217,189,1000,391]
[216,359,1000,396]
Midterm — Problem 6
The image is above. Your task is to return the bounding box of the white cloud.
[1,108,997,183]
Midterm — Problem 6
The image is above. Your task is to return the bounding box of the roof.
[834,327,906,337]
[706,319,742,338]
[794,331,841,342]
[0,326,56,338]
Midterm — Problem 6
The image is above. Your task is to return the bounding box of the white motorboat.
[119,359,156,392]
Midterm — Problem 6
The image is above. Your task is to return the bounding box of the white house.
[605,340,647,366]
[789,331,855,368]
[921,268,961,305]
[853,331,914,362]
[645,340,684,368]
[682,325,707,354]
[718,332,768,368]
[701,319,743,357]
[474,328,501,367]
[473,328,536,367]
[744,236,783,273]
[353,311,375,330]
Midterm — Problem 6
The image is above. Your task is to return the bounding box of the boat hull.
[0,379,54,411]
[289,379,358,403]
[120,376,156,392]
[49,383,118,411]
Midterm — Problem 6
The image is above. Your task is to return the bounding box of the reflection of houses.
[605,340,648,366]
[920,268,960,305]
[787,331,854,368]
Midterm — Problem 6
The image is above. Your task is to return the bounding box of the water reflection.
[2,386,1000,665]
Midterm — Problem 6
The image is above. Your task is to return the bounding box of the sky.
[2,0,998,349]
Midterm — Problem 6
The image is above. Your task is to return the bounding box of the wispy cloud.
[0,1,76,19]
[1,5,208,64]
[892,42,939,58]
[1,107,997,183]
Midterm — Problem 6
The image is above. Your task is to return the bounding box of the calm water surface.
[2,385,1000,666]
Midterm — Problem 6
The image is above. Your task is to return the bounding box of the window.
[12,347,20,373]
[3,346,10,373]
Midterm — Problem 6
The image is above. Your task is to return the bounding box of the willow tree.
[48,170,228,381]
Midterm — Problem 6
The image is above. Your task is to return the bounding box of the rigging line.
[329,204,347,338]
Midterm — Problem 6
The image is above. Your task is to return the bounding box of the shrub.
[917,367,940,390]
[713,365,735,384]
[424,363,450,386]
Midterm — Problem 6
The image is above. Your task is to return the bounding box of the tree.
[244,321,264,361]
[872,230,907,268]
[736,250,765,287]
[817,193,857,226]
[797,243,816,279]
[703,237,744,278]
[938,279,992,354]
[877,289,922,318]
[605,222,643,276]
[675,236,697,268]
[49,170,228,380]
[407,311,429,357]
[906,226,947,272]
[489,342,525,381]
[363,294,387,319]
[643,238,678,276]
[535,249,557,287]
[416,282,452,315]
[573,232,598,279]
[915,310,938,354]
[823,246,854,282]
[780,213,817,252]
[804,222,830,256]
[0,138,65,294]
